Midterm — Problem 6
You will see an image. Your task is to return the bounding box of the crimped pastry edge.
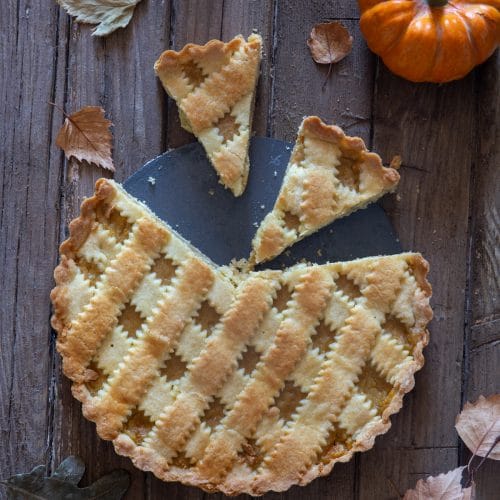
[154,34,262,74]
[251,115,401,264]
[50,180,433,496]
[154,34,262,197]
[110,256,432,496]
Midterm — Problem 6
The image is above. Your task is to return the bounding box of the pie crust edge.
[154,34,263,197]
[251,115,401,264]
[50,179,433,496]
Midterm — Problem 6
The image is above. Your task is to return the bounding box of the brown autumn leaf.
[307,21,353,65]
[456,394,500,460]
[56,106,114,172]
[403,467,474,500]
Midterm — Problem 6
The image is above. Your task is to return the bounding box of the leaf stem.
[465,434,500,487]
[322,63,333,92]
[48,101,69,119]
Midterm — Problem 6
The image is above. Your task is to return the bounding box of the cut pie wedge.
[251,116,401,263]
[155,34,262,196]
[51,179,432,496]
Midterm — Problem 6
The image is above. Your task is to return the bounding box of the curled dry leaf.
[57,0,142,37]
[456,394,500,460]
[307,22,353,65]
[0,455,129,499]
[56,106,115,172]
[403,467,474,500]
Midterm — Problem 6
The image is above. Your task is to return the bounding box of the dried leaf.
[456,394,500,460]
[403,467,474,500]
[56,106,115,172]
[0,456,129,499]
[57,0,142,37]
[307,22,353,65]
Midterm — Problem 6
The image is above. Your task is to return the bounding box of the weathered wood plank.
[358,64,476,497]
[271,14,374,144]
[461,52,499,500]
[359,446,459,497]
[49,2,171,498]
[0,0,65,479]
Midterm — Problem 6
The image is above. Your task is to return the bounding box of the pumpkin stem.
[427,0,448,6]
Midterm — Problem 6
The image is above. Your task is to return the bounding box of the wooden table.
[1,1,498,498]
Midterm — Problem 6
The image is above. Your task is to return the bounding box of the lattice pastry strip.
[251,116,401,263]
[155,34,262,196]
[51,179,433,496]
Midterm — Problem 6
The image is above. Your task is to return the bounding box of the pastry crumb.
[317,249,323,257]
[273,171,277,177]
[147,176,156,186]
[208,189,215,196]
[253,221,259,228]
[260,204,265,210]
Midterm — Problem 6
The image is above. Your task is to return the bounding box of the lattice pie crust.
[251,116,400,263]
[155,34,262,197]
[51,179,432,496]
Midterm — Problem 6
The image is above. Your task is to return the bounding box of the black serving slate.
[124,137,401,268]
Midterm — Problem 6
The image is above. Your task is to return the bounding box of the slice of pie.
[251,116,401,263]
[51,179,432,496]
[155,34,262,196]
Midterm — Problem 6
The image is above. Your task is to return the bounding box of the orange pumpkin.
[358,0,500,82]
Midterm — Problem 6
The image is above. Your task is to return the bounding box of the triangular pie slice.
[155,34,262,196]
[251,116,401,263]
[51,179,432,496]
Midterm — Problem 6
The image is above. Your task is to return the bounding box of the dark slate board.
[124,137,401,268]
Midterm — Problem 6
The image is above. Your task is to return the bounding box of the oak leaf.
[307,22,353,65]
[0,455,129,499]
[456,394,500,460]
[403,467,474,500]
[57,0,142,37]
[56,106,115,172]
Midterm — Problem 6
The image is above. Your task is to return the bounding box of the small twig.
[387,476,404,498]
[49,101,69,119]
[321,29,333,92]
[322,63,333,92]
[465,435,500,487]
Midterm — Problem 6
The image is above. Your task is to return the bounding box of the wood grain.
[0,0,65,478]
[1,0,498,499]
[461,52,500,500]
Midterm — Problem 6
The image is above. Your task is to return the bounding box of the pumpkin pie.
[155,34,262,196]
[51,179,432,495]
[251,116,400,263]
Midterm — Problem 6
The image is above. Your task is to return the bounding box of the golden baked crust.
[51,179,432,496]
[154,34,262,196]
[251,116,401,263]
